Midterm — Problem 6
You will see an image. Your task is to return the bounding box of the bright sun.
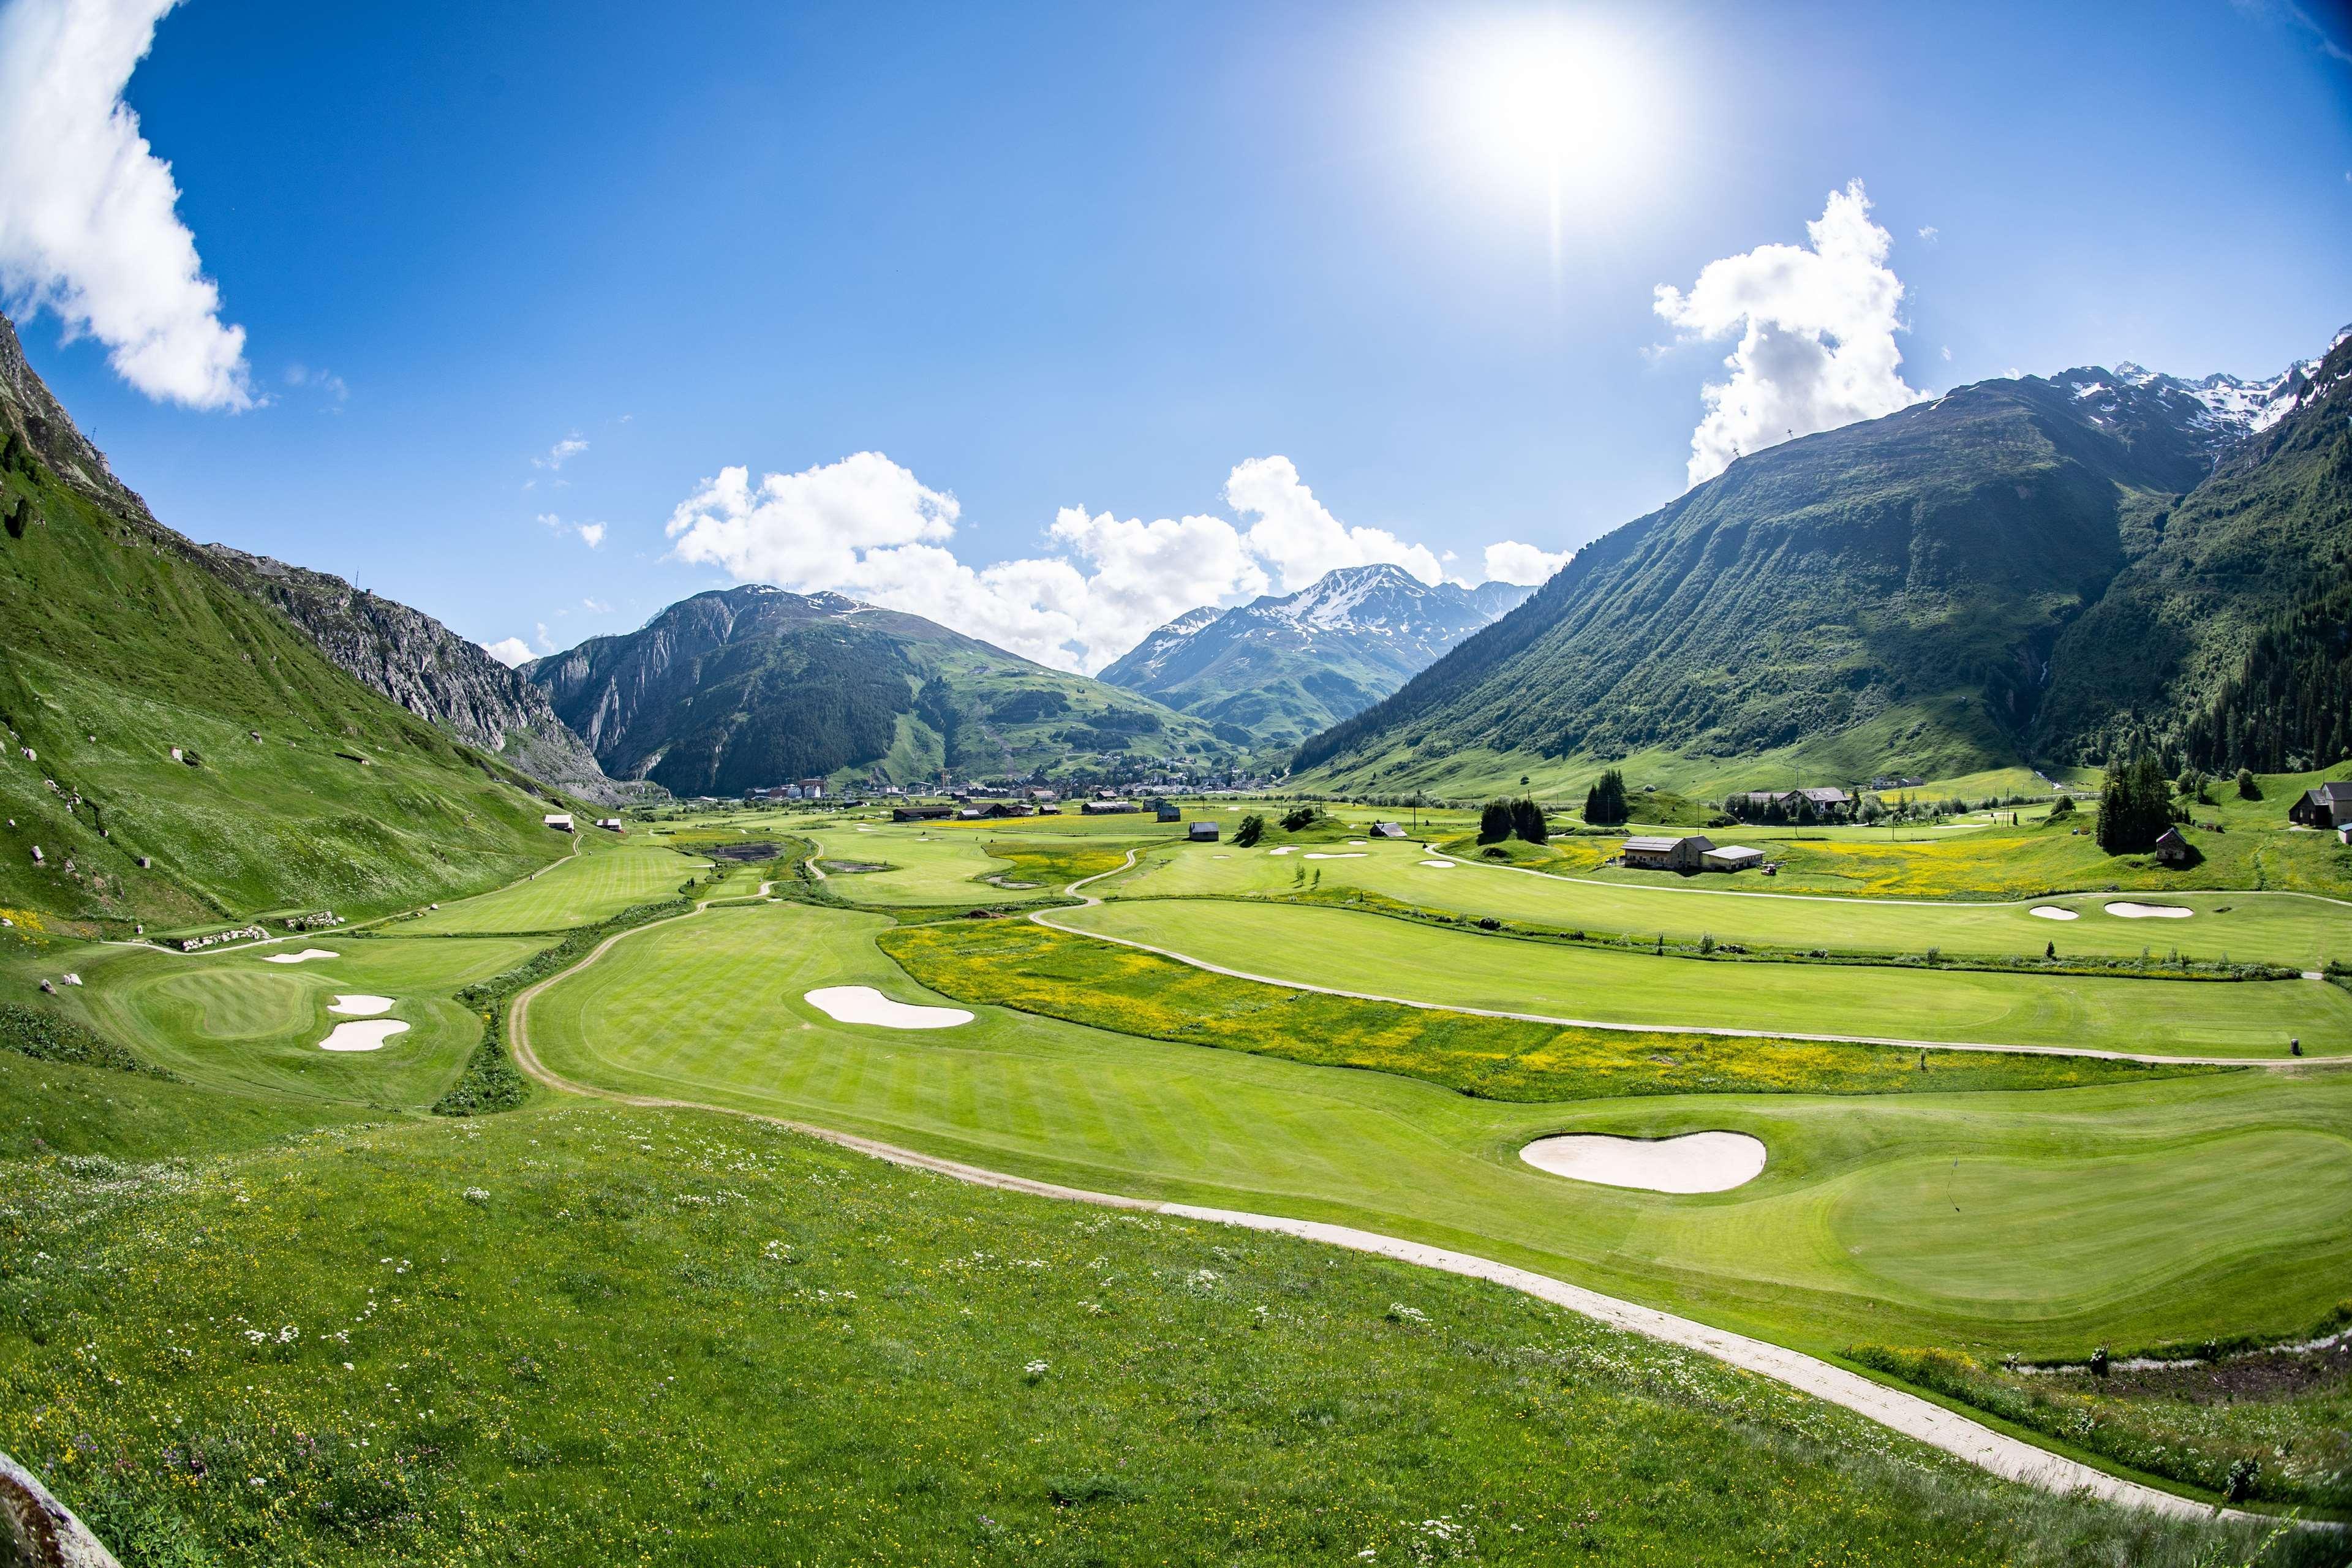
[1435,16,1660,207]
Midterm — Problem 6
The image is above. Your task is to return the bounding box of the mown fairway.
[26,935,540,1105]
[519,898,2352,1357]
[1059,897,2352,1057]
[401,835,704,933]
[1113,838,2352,968]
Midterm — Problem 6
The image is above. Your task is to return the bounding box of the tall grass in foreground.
[1,1105,2321,1566]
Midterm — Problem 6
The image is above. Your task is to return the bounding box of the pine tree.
[1582,767,1629,826]
[1478,799,1513,843]
[2096,750,2173,854]
[1510,797,1548,843]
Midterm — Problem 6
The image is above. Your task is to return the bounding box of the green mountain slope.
[0,315,581,932]
[526,586,1234,794]
[2034,334,2352,767]
[1294,346,2332,796]
[1098,563,1530,756]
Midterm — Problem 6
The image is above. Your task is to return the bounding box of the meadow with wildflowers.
[1,1101,2335,1566]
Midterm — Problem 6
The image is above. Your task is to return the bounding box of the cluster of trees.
[1582,768,1629,826]
[2180,580,2352,777]
[2095,750,2179,854]
[1478,797,1550,844]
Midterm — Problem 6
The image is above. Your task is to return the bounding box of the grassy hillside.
[0,462,579,933]
[1294,373,2214,794]
[527,586,1233,794]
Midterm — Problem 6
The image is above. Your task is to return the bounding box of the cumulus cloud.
[665,450,1561,673]
[1482,540,1572,585]
[534,433,587,470]
[480,636,533,668]
[0,0,251,409]
[576,521,606,549]
[1224,456,1442,591]
[1653,179,1925,486]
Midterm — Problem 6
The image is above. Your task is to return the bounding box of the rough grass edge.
[0,999,172,1078]
[429,896,694,1117]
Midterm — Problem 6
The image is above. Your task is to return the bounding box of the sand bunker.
[804,986,973,1029]
[2106,902,2193,919]
[1267,846,1295,856]
[2028,906,2079,921]
[318,1019,409,1052]
[1304,852,1366,860]
[1520,1131,1766,1194]
[1419,859,1452,869]
[328,994,394,1016]
[1347,840,1368,846]
[265,949,340,964]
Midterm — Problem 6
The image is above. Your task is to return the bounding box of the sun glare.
[1428,14,1665,264]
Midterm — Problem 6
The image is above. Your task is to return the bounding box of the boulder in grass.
[1,1447,126,1567]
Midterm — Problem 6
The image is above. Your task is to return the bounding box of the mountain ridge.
[1292,333,2346,793]
[526,584,1234,794]
[1099,563,1532,755]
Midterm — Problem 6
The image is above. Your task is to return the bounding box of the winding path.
[500,862,2280,1526]
[1029,851,2337,1068]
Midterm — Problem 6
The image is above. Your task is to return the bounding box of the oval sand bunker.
[2028,906,2078,921]
[265,949,340,964]
[804,986,973,1029]
[2106,902,2193,919]
[319,1019,409,1052]
[1521,1131,1766,1194]
[328,994,394,1016]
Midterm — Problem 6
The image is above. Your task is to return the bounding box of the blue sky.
[4,0,2349,671]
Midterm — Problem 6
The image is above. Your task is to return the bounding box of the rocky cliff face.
[202,546,641,804]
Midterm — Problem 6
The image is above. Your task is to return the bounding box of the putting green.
[519,897,2352,1359]
[402,836,705,933]
[55,934,539,1104]
[809,826,1027,903]
[1107,840,2352,969]
[1054,899,2352,1057]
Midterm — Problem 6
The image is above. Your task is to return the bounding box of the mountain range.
[1098,564,1531,756]
[524,584,1234,795]
[1294,328,2351,794]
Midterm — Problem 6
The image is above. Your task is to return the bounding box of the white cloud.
[1653,179,1925,486]
[1223,456,1443,591]
[1915,225,1939,244]
[481,636,533,668]
[582,597,609,613]
[1482,540,1571,585]
[1941,345,1953,362]
[0,0,251,409]
[536,511,604,548]
[533,622,553,654]
[665,450,1550,673]
[283,363,347,409]
[533,433,587,470]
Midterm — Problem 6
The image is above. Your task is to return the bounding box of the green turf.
[519,898,2352,1359]
[7,933,541,1107]
[399,835,706,933]
[805,825,1023,904]
[6,1104,2301,1566]
[1110,836,2352,970]
[1059,897,2352,1057]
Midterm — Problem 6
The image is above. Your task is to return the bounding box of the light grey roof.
[1621,835,1684,853]
[1704,844,1765,861]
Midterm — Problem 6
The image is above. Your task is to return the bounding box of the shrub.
[2225,1457,2260,1501]
[2236,767,2261,800]
[1477,799,1513,843]
[1232,813,1265,848]
[2046,795,2076,821]
[1278,804,1321,833]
